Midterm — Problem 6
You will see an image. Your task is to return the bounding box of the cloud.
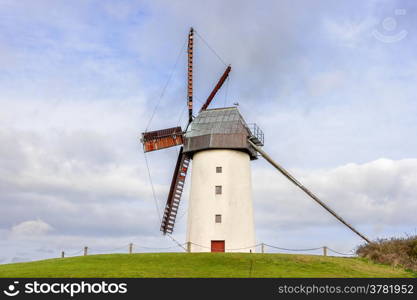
[253,158,417,235]
[308,70,346,96]
[322,16,378,48]
[10,219,53,238]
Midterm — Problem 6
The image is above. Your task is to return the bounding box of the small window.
[216,166,222,173]
[215,185,222,195]
[215,214,222,223]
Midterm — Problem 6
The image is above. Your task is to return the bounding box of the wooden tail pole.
[187,27,194,124]
[248,140,371,244]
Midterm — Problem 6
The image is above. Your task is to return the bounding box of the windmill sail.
[248,140,371,243]
[141,127,183,153]
[187,28,194,124]
[160,147,191,234]
[199,65,231,112]
[140,28,236,236]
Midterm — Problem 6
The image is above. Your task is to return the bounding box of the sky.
[1,0,417,263]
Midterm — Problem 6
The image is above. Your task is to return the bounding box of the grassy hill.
[0,253,414,278]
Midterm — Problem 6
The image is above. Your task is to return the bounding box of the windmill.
[141,28,370,253]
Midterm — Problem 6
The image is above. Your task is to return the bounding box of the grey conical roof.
[183,107,259,159]
[187,107,250,137]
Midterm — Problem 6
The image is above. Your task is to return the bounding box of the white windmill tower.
[140,28,370,253]
[183,107,263,252]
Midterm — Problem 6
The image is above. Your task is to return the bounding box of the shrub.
[356,235,417,272]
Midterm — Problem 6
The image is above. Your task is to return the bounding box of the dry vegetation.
[356,235,417,272]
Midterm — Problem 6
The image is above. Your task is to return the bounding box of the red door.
[211,240,225,252]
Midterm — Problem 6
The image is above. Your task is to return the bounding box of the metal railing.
[247,123,264,146]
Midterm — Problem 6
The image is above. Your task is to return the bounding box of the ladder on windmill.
[160,147,191,234]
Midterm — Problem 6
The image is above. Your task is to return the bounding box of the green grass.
[0,253,414,278]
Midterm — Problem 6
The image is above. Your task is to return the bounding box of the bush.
[356,235,417,272]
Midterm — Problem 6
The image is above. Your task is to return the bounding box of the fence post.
[61,251,65,258]
[84,246,88,256]
[186,241,191,253]
[323,246,327,257]
[129,243,133,254]
[261,243,265,254]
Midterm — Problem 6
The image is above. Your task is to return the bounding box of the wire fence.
[58,242,356,258]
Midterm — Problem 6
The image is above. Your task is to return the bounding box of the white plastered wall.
[186,149,256,252]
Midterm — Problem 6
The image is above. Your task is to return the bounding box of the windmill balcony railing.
[247,123,264,146]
